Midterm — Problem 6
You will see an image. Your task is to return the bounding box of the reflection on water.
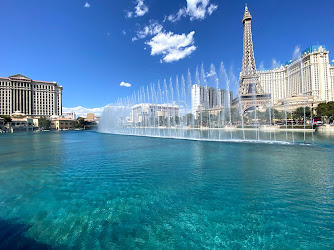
[0,131,333,248]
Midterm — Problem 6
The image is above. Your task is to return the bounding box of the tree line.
[316,101,334,123]
[0,116,90,130]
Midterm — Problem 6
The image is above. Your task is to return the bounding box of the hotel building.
[50,118,74,130]
[0,74,62,117]
[191,84,233,118]
[131,103,179,124]
[258,45,334,104]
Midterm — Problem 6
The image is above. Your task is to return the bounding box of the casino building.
[0,74,62,117]
[258,45,334,104]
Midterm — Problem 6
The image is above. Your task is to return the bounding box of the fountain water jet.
[98,63,303,145]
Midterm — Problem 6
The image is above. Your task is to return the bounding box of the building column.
[16,88,18,112]
[23,89,26,114]
[29,89,31,115]
[21,89,24,114]
[58,91,63,116]
[18,88,21,112]
[21,89,23,113]
[12,87,15,112]
[11,89,13,114]
[26,89,28,115]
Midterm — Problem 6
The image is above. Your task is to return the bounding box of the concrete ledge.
[317,125,334,133]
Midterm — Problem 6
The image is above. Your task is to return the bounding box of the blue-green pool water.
[0,131,334,249]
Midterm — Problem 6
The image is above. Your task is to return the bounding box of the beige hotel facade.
[0,74,62,117]
[258,45,334,104]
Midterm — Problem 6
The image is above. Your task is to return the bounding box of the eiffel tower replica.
[232,5,270,112]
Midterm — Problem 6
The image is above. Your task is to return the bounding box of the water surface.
[0,131,333,249]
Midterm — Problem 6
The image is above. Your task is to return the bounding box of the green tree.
[0,115,12,124]
[316,103,328,117]
[74,117,86,128]
[328,102,334,122]
[294,107,311,120]
[316,102,334,123]
[38,117,51,130]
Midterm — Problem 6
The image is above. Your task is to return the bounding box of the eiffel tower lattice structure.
[232,5,271,112]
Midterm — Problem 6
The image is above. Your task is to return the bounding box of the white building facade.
[191,84,233,117]
[131,103,179,124]
[330,65,334,98]
[258,45,334,103]
[0,74,62,117]
[62,112,76,120]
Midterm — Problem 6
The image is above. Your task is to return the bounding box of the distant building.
[131,103,179,124]
[273,95,323,112]
[86,113,95,121]
[62,112,76,120]
[0,74,63,117]
[9,117,33,132]
[259,46,334,103]
[51,118,74,130]
[191,84,233,118]
[330,66,334,97]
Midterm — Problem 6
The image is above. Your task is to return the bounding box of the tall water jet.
[187,69,195,138]
[291,111,295,143]
[99,61,294,145]
[170,77,176,136]
[220,63,228,127]
[211,64,221,138]
[220,63,233,139]
[300,58,306,144]
[287,68,294,142]
[283,77,288,141]
[271,71,277,141]
[195,67,202,132]
[267,98,272,140]
[181,74,187,138]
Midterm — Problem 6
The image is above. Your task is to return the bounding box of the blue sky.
[0,0,333,115]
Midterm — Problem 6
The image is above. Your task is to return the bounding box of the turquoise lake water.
[0,131,333,249]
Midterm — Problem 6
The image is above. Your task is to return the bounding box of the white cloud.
[163,45,196,63]
[84,2,90,8]
[271,59,281,69]
[292,45,301,60]
[63,106,105,117]
[258,61,265,71]
[126,11,133,18]
[126,0,148,18]
[167,8,186,23]
[135,0,149,17]
[122,30,127,36]
[332,59,334,63]
[146,31,196,63]
[167,0,218,22]
[120,81,132,87]
[132,20,163,41]
[207,4,218,15]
